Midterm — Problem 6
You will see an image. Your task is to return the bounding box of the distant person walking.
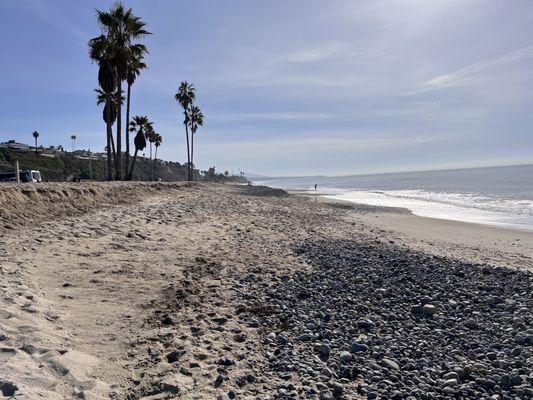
[314,184,318,191]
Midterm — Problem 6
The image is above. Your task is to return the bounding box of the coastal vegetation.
[0,148,245,183]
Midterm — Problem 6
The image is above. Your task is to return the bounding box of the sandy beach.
[0,183,531,399]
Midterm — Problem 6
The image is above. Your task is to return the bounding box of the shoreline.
[290,189,533,271]
[289,188,533,234]
[0,182,531,399]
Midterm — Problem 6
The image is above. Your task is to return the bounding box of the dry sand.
[0,182,530,399]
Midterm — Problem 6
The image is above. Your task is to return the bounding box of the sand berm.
[0,182,531,399]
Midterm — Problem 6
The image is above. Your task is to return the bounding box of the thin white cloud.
[19,0,89,41]
[197,131,447,155]
[285,43,347,63]
[409,45,533,95]
[210,111,334,123]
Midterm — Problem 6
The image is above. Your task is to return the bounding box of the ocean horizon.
[254,163,533,231]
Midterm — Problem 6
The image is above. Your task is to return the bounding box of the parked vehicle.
[0,170,42,183]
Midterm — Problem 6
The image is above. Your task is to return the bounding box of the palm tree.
[174,81,196,181]
[128,115,149,180]
[188,105,204,182]
[95,88,125,164]
[153,133,162,180]
[96,3,150,180]
[71,135,77,152]
[32,131,39,153]
[89,34,117,181]
[145,124,156,160]
[154,133,162,161]
[125,45,148,175]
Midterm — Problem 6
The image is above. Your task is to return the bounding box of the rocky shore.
[238,240,532,399]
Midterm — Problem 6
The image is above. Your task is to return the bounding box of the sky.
[1,0,532,176]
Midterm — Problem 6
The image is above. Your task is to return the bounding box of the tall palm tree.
[128,115,149,180]
[96,3,150,180]
[174,81,196,181]
[125,46,147,176]
[188,105,204,182]
[32,131,39,153]
[89,34,117,181]
[154,133,162,161]
[71,135,77,152]
[153,133,162,181]
[95,88,125,165]
[145,124,156,160]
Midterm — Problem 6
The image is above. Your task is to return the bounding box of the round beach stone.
[339,351,352,363]
[318,344,331,358]
[382,358,400,371]
[319,390,334,400]
[351,342,369,353]
[356,319,375,330]
[422,304,437,316]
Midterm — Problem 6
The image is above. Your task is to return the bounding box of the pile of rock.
[244,240,532,399]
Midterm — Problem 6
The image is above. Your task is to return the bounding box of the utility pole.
[15,160,20,183]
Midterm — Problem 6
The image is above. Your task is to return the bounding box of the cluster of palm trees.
[89,3,204,182]
[128,115,162,180]
[175,82,204,181]
[89,3,150,180]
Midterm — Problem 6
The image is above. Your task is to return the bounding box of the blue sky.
[1,0,532,176]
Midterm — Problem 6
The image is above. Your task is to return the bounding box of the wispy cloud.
[409,45,533,95]
[285,43,347,63]
[198,131,447,153]
[210,111,334,123]
[19,0,89,41]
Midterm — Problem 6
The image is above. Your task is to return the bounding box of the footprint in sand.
[0,310,12,319]
[0,347,17,362]
[22,345,98,390]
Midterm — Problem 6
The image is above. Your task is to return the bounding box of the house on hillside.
[0,140,30,151]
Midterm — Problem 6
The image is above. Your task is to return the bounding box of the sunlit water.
[254,164,533,231]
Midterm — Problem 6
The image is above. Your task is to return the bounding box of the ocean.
[254,164,533,231]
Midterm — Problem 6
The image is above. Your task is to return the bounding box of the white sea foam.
[323,189,533,231]
[255,165,533,230]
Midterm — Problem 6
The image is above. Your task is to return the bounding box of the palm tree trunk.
[34,138,38,153]
[184,117,191,181]
[129,149,139,181]
[106,125,113,181]
[125,83,131,178]
[115,81,123,180]
[109,129,117,169]
[149,143,153,180]
[191,132,194,182]
[154,147,158,180]
[105,95,114,181]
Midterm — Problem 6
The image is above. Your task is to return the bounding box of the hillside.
[0,149,242,182]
